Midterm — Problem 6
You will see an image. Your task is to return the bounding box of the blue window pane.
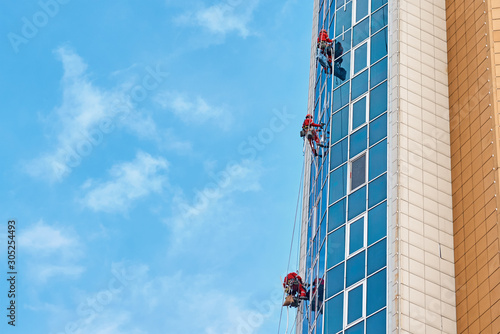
[321,212,328,245]
[326,263,344,297]
[371,5,388,34]
[349,217,364,254]
[331,138,348,170]
[333,83,350,112]
[330,164,348,204]
[369,139,387,180]
[330,0,336,22]
[352,97,367,129]
[331,106,349,143]
[369,81,387,120]
[319,4,324,27]
[348,186,366,220]
[335,2,352,37]
[370,57,387,88]
[356,0,368,21]
[351,154,366,190]
[327,63,333,92]
[329,198,346,232]
[313,236,319,266]
[315,81,320,104]
[317,311,324,333]
[320,96,326,123]
[325,293,344,334]
[367,201,387,245]
[371,28,388,64]
[372,0,388,12]
[334,50,351,88]
[327,226,345,269]
[369,113,387,146]
[348,285,363,323]
[354,43,368,74]
[329,12,335,37]
[346,321,365,334]
[352,70,369,100]
[366,309,386,334]
[319,242,326,278]
[367,269,386,315]
[323,104,331,127]
[368,174,387,208]
[302,312,309,334]
[346,251,365,287]
[335,29,352,59]
[350,126,367,158]
[367,238,386,275]
[322,182,328,220]
[353,17,369,47]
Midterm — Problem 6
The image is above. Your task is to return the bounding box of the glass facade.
[302,0,388,333]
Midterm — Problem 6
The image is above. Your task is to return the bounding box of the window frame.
[371,4,388,35]
[349,151,368,193]
[346,212,367,258]
[344,280,366,328]
[350,93,369,132]
[352,40,370,77]
[353,0,370,24]
[335,0,353,39]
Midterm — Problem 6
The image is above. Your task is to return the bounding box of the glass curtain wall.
[303,0,389,333]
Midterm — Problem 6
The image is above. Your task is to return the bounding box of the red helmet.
[306,114,313,119]
[320,29,327,34]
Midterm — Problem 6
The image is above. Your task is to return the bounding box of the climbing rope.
[288,311,299,334]
[285,307,289,333]
[277,159,305,334]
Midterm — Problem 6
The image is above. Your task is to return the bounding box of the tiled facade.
[446,0,500,332]
[390,0,457,332]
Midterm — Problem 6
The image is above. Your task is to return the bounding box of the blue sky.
[0,1,313,333]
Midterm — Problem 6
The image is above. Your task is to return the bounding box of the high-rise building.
[297,0,499,333]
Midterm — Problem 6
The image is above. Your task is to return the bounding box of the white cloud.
[162,128,193,152]
[26,47,127,182]
[38,265,86,282]
[166,159,261,249]
[49,265,278,334]
[81,152,168,213]
[20,221,75,252]
[155,91,232,130]
[177,0,259,38]
[73,312,146,334]
[172,159,261,224]
[19,221,84,283]
[26,47,186,182]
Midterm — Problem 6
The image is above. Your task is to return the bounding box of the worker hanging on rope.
[316,28,347,81]
[317,29,333,75]
[282,272,308,307]
[310,277,325,313]
[300,114,326,157]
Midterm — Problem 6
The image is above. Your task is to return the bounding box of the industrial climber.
[301,114,326,157]
[283,272,308,307]
[317,29,333,74]
[316,29,347,81]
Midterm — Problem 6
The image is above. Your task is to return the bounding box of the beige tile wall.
[446,0,500,332]
[390,0,457,332]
